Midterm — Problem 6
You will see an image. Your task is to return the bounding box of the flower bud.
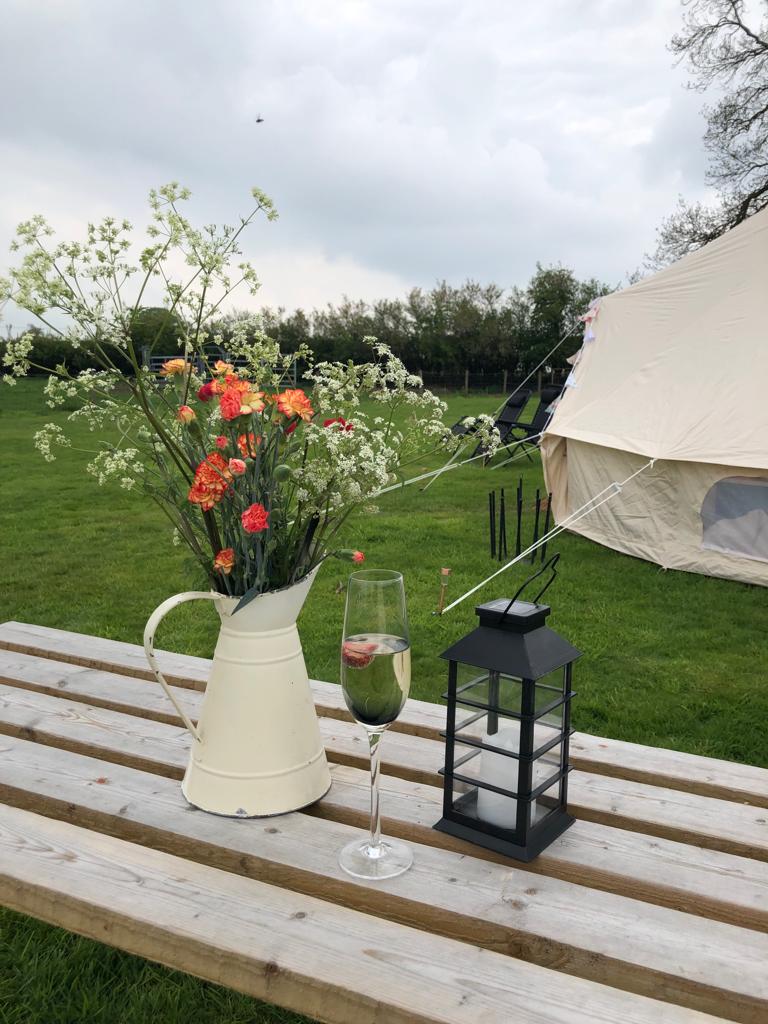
[177,405,196,424]
[228,457,247,476]
[336,549,365,563]
[273,464,293,482]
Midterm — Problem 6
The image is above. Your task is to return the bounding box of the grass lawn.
[1,378,766,1023]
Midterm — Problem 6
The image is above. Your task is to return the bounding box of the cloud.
[0,0,709,328]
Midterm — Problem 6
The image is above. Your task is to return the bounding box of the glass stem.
[367,728,384,853]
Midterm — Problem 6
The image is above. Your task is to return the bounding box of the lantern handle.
[496,553,561,623]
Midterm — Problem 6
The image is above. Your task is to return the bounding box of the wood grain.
[5,802,731,1024]
[0,675,766,864]
[0,736,763,1023]
[1,676,764,935]
[2,620,766,806]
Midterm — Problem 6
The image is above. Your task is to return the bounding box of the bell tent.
[540,206,768,587]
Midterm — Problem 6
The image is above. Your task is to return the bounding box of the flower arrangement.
[1,184,499,608]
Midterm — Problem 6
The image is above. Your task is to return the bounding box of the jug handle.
[143,591,220,742]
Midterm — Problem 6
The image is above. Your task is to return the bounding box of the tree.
[522,265,609,372]
[128,305,183,357]
[651,0,768,266]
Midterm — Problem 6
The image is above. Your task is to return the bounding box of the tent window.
[701,477,768,563]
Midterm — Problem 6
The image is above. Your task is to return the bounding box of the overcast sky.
[0,0,710,328]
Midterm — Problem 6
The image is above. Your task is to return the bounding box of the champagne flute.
[338,569,413,879]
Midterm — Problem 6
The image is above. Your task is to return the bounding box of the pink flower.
[197,381,216,402]
[228,457,247,476]
[241,502,270,534]
[215,435,228,449]
[352,550,365,563]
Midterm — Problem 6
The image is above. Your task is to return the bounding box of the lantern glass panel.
[531,774,564,827]
[454,664,568,720]
[454,663,523,716]
[448,740,532,833]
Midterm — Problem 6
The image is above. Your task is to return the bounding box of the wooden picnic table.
[0,619,766,1024]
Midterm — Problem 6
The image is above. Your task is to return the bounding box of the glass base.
[338,836,413,879]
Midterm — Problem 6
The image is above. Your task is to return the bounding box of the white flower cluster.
[307,340,447,419]
[1,332,34,384]
[222,315,312,390]
[43,375,80,406]
[33,423,72,462]
[296,421,393,510]
[86,447,144,489]
[458,413,501,455]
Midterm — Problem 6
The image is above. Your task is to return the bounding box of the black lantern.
[435,580,580,862]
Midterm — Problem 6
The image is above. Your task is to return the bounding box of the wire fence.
[144,351,569,396]
[417,368,569,394]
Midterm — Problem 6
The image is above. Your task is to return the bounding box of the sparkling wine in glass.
[338,569,413,879]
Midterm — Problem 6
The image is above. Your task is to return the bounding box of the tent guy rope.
[437,458,656,615]
[375,445,496,497]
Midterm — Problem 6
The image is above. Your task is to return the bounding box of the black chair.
[500,384,565,462]
[452,388,532,444]
[469,388,535,458]
[475,384,565,463]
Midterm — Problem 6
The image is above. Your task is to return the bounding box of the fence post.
[502,369,508,394]
[464,368,469,394]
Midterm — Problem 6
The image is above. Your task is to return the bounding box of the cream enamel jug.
[142,567,331,817]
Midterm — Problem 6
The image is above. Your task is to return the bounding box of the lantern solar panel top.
[435,598,580,862]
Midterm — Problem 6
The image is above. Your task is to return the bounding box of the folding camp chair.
[454,388,533,448]
[499,384,564,462]
[474,384,564,464]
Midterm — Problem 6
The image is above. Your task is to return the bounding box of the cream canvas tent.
[540,206,768,586]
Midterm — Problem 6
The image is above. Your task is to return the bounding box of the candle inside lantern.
[476,721,537,829]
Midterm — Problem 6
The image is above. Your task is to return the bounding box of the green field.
[1,378,766,1024]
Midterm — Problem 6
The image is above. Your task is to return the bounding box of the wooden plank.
[0,685,766,939]
[1,674,767,865]
[4,805,727,1024]
[571,772,768,860]
[569,733,768,809]
[0,661,439,786]
[0,621,443,737]
[0,681,191,779]
[2,620,767,806]
[0,736,763,1023]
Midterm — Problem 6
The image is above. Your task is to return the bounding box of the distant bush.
[0,329,134,376]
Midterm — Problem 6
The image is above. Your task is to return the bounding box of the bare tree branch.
[650,0,768,267]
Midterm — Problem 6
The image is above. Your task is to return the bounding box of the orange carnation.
[276,388,313,421]
[213,548,235,574]
[220,387,247,421]
[224,374,251,393]
[177,405,196,424]
[187,452,233,511]
[213,360,234,375]
[241,502,270,533]
[241,390,265,414]
[160,358,190,377]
